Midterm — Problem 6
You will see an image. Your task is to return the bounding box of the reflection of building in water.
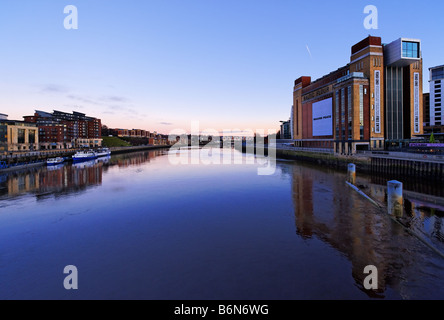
[290,165,414,298]
[0,151,164,199]
[112,150,163,168]
[39,161,103,195]
[2,161,106,198]
[358,175,444,246]
[5,171,40,196]
[370,174,444,198]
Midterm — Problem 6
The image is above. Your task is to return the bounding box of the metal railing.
[0,149,76,160]
[357,150,444,162]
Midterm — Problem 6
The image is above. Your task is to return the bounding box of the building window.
[348,86,352,140]
[28,130,36,144]
[402,41,420,58]
[341,88,346,139]
[296,101,299,136]
[18,129,25,144]
[359,85,364,140]
[335,91,340,139]
[432,68,444,81]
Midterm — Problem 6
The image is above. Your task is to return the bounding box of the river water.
[0,148,443,300]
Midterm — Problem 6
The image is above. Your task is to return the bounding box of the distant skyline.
[1,0,443,133]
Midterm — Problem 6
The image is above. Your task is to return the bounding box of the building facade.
[280,120,292,140]
[110,128,152,138]
[292,36,424,154]
[423,93,430,128]
[23,110,102,149]
[384,38,423,141]
[0,118,39,153]
[429,65,444,127]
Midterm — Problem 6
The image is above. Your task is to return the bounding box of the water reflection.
[1,149,443,299]
[289,163,443,299]
[354,176,444,250]
[369,174,444,198]
[0,150,166,200]
[110,151,162,168]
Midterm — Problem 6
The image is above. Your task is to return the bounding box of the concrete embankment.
[275,148,371,172]
[109,145,171,155]
[281,149,444,181]
[264,146,444,181]
[0,150,76,165]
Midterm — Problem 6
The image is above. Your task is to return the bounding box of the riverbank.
[109,145,171,155]
[275,147,369,170]
[274,147,444,181]
[0,145,171,173]
[238,143,444,181]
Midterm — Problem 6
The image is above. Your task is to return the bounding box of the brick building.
[292,36,424,154]
[23,110,102,149]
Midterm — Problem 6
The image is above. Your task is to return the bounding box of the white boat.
[73,159,97,169]
[47,157,65,166]
[95,148,111,158]
[72,150,97,162]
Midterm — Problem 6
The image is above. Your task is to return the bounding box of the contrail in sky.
[306,44,312,59]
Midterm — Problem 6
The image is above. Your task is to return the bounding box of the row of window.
[402,41,420,58]
[355,61,365,72]
[432,68,444,81]
[373,57,382,68]
[334,86,365,141]
[359,86,364,140]
[16,129,37,144]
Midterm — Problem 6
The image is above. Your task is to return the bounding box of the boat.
[72,150,97,162]
[47,157,65,166]
[46,163,65,171]
[95,147,111,158]
[73,159,97,169]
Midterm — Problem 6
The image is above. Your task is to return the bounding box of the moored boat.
[47,157,65,166]
[72,150,97,162]
[95,147,111,158]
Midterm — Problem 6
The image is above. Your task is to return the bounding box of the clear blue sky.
[0,0,442,133]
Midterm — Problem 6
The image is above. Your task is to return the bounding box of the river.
[0,148,443,300]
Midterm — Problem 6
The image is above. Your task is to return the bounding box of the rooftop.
[429,65,444,71]
[351,36,382,55]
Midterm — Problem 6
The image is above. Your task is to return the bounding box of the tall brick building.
[23,110,102,149]
[292,36,423,154]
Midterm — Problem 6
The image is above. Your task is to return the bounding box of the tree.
[101,125,109,137]
[430,132,436,144]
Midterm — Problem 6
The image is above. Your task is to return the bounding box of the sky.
[0,0,443,134]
